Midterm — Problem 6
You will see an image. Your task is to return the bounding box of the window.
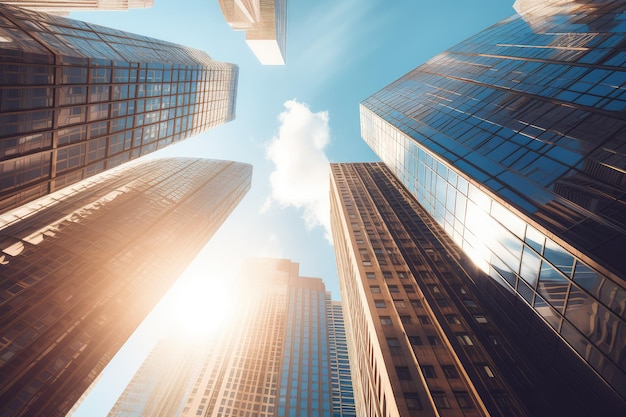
[429,285,441,294]
[387,338,402,355]
[479,364,495,378]
[493,391,510,408]
[457,334,474,346]
[397,272,407,279]
[427,335,440,345]
[374,300,386,308]
[380,316,392,326]
[400,315,412,324]
[442,365,459,379]
[410,299,422,308]
[436,298,449,307]
[366,272,376,279]
[403,285,416,293]
[409,336,422,345]
[394,300,407,308]
[446,314,461,324]
[387,338,401,348]
[418,316,431,325]
[383,271,393,279]
[463,299,477,308]
[455,391,474,409]
[404,393,422,410]
[432,392,451,409]
[388,285,399,293]
[474,315,488,323]
[370,285,381,293]
[396,367,412,380]
[420,365,436,378]
[62,67,87,84]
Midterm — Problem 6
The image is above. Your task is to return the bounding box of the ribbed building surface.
[0,4,238,213]
[330,162,625,417]
[360,0,626,404]
[107,258,355,417]
[0,158,252,417]
[0,1,152,15]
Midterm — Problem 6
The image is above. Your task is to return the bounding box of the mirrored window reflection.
[519,246,541,287]
[564,284,625,364]
[524,225,544,254]
[573,262,626,319]
[537,261,570,313]
[544,239,574,277]
[534,295,561,330]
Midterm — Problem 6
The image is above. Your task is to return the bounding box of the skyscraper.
[107,258,355,417]
[330,162,625,417]
[0,3,238,213]
[0,157,252,417]
[360,0,626,405]
[217,0,286,65]
[0,0,152,15]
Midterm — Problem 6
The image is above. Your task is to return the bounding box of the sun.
[166,272,238,339]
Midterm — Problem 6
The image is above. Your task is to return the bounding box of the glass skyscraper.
[0,3,238,213]
[107,258,355,417]
[330,162,625,417]
[0,158,252,417]
[325,297,355,417]
[360,0,626,404]
[0,1,153,15]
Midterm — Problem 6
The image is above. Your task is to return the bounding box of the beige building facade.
[217,0,286,65]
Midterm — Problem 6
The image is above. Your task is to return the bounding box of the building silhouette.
[330,162,625,417]
[217,0,286,65]
[0,0,152,15]
[107,258,355,417]
[0,157,252,417]
[359,0,626,407]
[0,3,238,213]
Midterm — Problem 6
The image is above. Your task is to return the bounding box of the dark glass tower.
[0,4,238,213]
[360,0,626,404]
[107,258,355,417]
[0,158,251,417]
[330,162,625,417]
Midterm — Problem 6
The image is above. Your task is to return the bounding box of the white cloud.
[265,100,332,241]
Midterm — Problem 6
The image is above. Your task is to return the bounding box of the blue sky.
[69,0,515,414]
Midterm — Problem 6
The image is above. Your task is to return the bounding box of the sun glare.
[167,273,238,338]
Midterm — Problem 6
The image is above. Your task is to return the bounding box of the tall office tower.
[360,0,626,407]
[217,0,286,65]
[326,297,356,417]
[0,1,152,15]
[108,258,355,417]
[0,157,252,417]
[0,4,238,213]
[330,162,626,417]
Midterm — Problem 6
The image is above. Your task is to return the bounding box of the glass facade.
[360,0,626,401]
[0,158,252,417]
[0,1,153,15]
[108,258,354,417]
[326,299,355,417]
[0,3,238,213]
[278,277,332,417]
[330,162,626,417]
